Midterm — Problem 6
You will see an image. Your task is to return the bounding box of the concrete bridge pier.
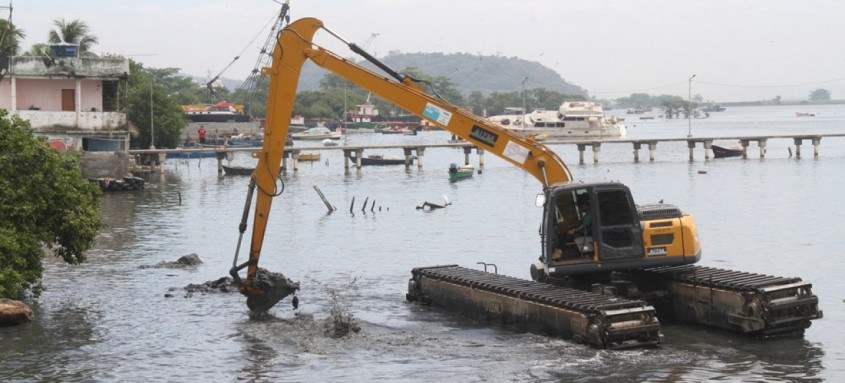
[157,153,166,173]
[342,149,352,174]
[648,142,657,162]
[703,140,712,160]
[477,147,485,169]
[291,150,301,172]
[355,149,364,171]
[793,138,803,159]
[416,148,426,170]
[740,140,750,159]
[592,142,601,163]
[577,144,587,165]
[281,151,290,174]
[403,148,414,170]
[758,139,768,158]
[812,137,821,158]
[216,151,227,174]
[463,146,473,165]
[633,142,641,163]
[687,140,696,162]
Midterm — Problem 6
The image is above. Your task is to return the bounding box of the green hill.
[296,51,586,96]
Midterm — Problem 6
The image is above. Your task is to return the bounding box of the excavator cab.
[533,181,701,281]
[536,182,647,279]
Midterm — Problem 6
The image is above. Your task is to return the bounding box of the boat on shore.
[348,154,413,166]
[712,144,743,158]
[488,100,626,138]
[181,102,251,123]
[448,163,475,181]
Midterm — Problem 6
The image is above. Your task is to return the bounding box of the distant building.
[0,46,131,151]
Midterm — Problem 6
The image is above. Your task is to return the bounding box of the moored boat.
[297,152,321,161]
[712,144,743,158]
[348,154,413,166]
[291,126,342,140]
[448,163,475,181]
[488,100,626,138]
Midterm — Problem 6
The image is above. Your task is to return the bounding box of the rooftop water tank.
[50,43,78,58]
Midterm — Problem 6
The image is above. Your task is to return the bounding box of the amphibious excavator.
[229,17,821,349]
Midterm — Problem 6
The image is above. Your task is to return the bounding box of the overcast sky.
[12,0,845,102]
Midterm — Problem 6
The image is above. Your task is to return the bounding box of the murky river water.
[2,105,844,382]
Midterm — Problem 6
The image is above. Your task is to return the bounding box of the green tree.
[402,67,465,105]
[126,60,188,149]
[0,19,25,56]
[808,88,831,102]
[0,111,104,298]
[48,18,99,57]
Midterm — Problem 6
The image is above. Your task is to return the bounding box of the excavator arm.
[231,17,571,309]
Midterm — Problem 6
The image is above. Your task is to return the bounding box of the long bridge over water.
[128,133,845,174]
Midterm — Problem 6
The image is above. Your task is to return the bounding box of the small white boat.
[291,126,342,140]
[322,138,339,146]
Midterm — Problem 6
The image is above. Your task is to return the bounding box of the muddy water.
[2,104,844,381]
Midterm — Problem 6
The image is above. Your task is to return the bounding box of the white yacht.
[488,100,626,139]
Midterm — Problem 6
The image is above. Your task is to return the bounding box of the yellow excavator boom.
[234,17,572,303]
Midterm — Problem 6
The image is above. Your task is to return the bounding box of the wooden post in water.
[158,153,166,173]
[703,139,712,160]
[758,138,768,158]
[292,150,300,172]
[633,142,641,163]
[812,137,821,158]
[648,142,657,162]
[463,146,472,165]
[477,147,485,169]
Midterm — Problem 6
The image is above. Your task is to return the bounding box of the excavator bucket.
[245,269,300,312]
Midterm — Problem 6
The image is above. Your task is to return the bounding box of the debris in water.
[181,276,240,294]
[246,269,300,313]
[416,195,452,211]
[140,253,203,269]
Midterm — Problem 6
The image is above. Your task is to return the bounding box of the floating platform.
[629,265,822,337]
[406,265,662,349]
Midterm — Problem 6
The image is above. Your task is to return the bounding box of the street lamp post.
[687,74,696,137]
[150,80,155,149]
[521,76,528,126]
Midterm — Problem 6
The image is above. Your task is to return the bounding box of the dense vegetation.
[0,111,104,299]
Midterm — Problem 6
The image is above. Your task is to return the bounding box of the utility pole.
[150,80,154,148]
[687,74,696,138]
[521,77,528,126]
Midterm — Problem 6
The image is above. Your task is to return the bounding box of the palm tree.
[25,43,50,57]
[48,18,98,57]
[0,19,25,56]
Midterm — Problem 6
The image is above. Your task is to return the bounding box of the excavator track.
[406,265,662,349]
[629,265,823,336]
